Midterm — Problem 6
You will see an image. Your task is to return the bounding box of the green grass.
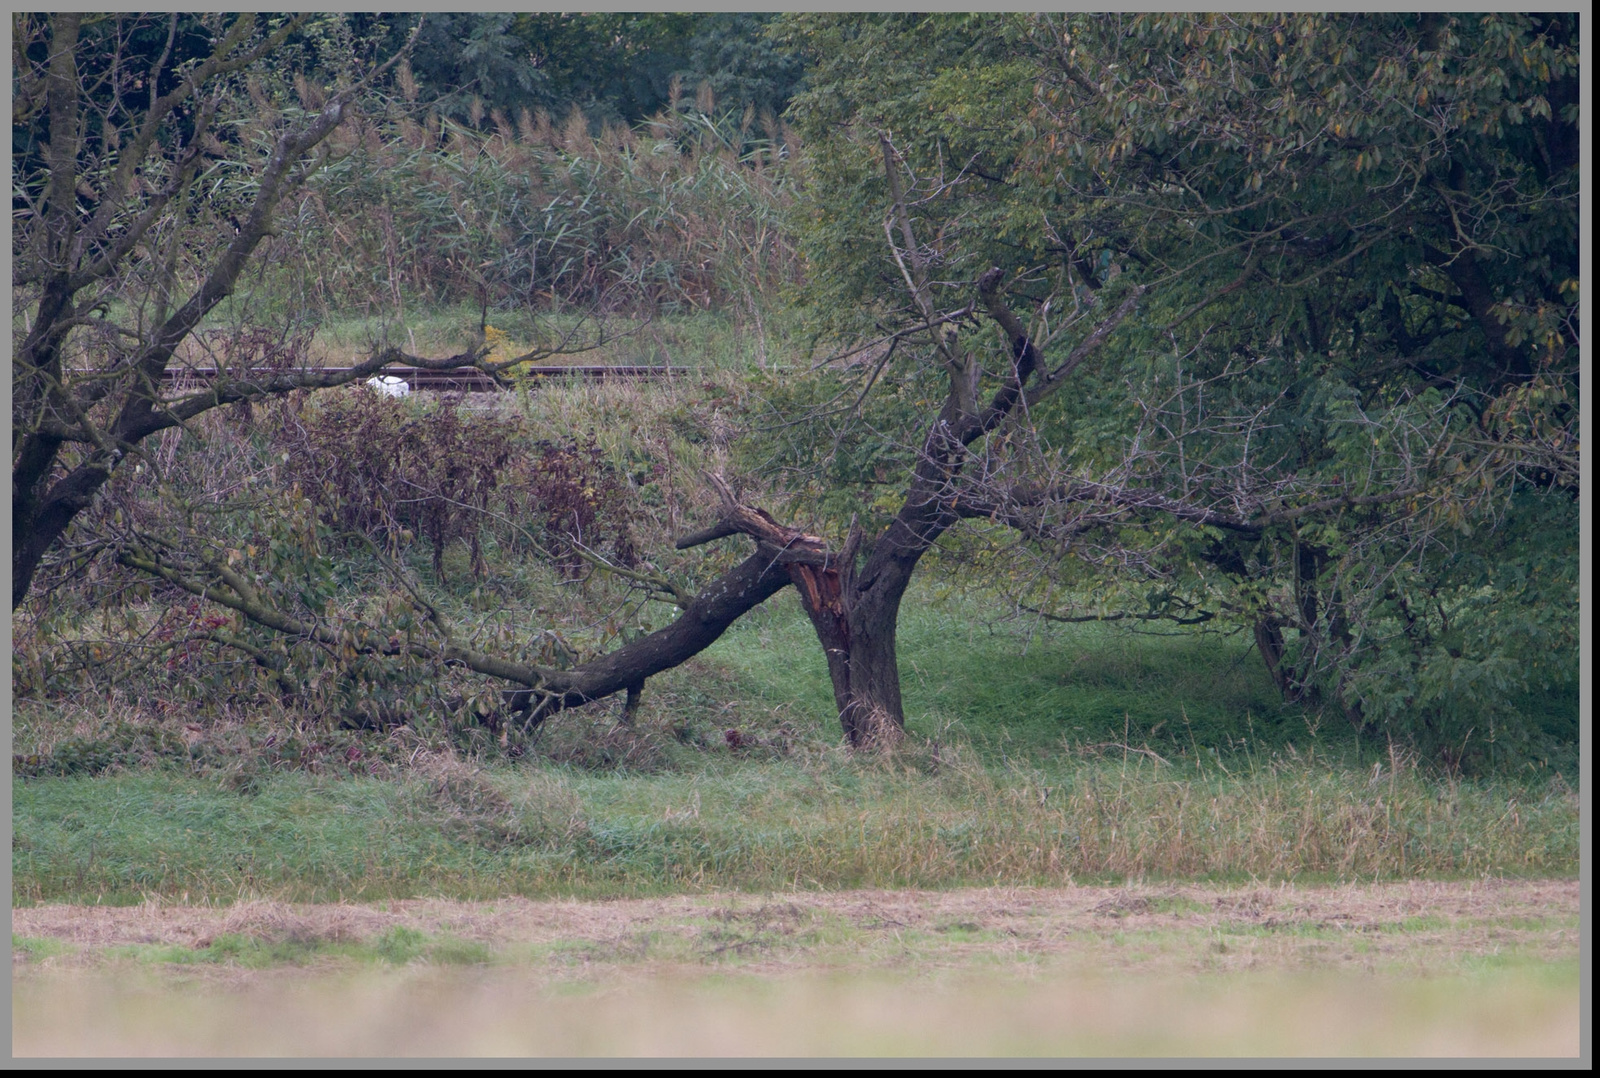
[707,586,1336,763]
[13,746,1578,906]
[13,582,1579,906]
[12,935,76,962]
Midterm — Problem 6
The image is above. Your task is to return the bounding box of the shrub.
[271,389,638,579]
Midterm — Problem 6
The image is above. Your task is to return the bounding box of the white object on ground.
[367,375,411,397]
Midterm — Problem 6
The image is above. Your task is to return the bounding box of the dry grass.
[12,881,1580,1057]
[15,879,1578,974]
[12,969,1577,1057]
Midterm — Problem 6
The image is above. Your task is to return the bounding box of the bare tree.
[10,13,599,609]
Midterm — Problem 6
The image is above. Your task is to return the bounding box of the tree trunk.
[786,543,916,748]
[120,530,797,731]
[510,544,795,722]
[679,483,928,748]
[839,592,909,747]
[1255,619,1292,699]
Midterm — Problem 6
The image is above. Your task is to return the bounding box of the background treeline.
[11,12,807,323]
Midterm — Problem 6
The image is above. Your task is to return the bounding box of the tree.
[1022,12,1578,754]
[10,13,595,610]
[7,13,812,743]
[349,13,806,130]
[754,12,1578,754]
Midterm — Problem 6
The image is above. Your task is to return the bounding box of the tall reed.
[271,99,803,320]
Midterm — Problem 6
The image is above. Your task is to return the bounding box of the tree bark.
[1254,619,1291,699]
[780,519,915,747]
[506,544,795,724]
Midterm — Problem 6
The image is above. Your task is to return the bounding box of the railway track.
[80,365,693,394]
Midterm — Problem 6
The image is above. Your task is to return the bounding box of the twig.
[1086,742,1171,766]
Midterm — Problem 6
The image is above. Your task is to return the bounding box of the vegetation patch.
[11,29,1579,1056]
[12,880,1579,979]
[13,745,1577,907]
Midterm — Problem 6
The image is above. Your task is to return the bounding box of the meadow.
[14,571,1581,907]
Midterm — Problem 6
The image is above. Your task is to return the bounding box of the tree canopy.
[337,13,806,128]
[765,12,1578,759]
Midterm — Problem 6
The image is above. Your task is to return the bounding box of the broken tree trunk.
[678,479,907,747]
[506,539,794,726]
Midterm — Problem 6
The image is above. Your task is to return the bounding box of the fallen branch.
[112,488,807,731]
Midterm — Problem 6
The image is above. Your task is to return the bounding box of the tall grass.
[267,100,802,322]
[14,554,1577,905]
[12,745,1578,906]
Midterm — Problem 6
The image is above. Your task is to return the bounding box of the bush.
[271,389,638,579]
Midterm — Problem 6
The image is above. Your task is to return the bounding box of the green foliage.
[353,13,805,129]
[768,13,1579,758]
[374,926,428,964]
[1335,488,1579,767]
[774,14,1063,337]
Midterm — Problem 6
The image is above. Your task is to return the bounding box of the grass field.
[11,533,1582,1062]
[12,749,1579,907]
[11,385,1580,1055]
[12,880,1580,1056]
